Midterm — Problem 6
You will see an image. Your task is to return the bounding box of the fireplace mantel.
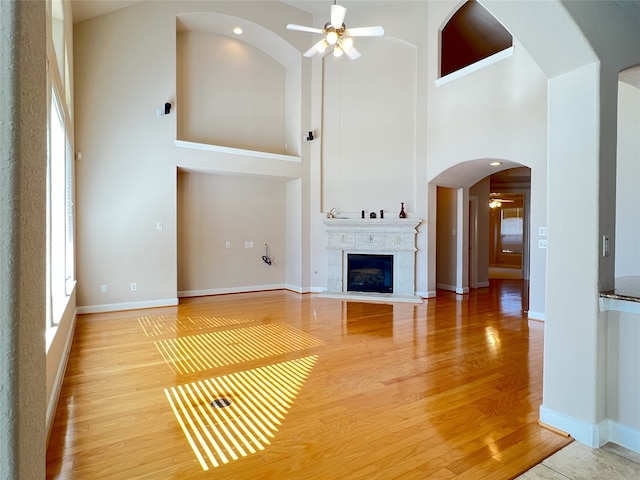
[319,218,422,303]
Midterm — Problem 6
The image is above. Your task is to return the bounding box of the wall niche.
[176,13,301,157]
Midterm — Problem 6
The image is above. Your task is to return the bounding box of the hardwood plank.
[47,282,572,479]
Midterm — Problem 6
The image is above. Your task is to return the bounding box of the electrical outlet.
[156,222,163,231]
[538,240,547,249]
[101,284,108,293]
[131,283,137,292]
[226,241,231,248]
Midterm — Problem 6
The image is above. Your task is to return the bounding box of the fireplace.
[347,254,393,293]
[320,218,422,303]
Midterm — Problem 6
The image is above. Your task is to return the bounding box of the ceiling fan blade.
[303,39,327,57]
[347,26,385,37]
[287,23,324,34]
[331,4,347,28]
[343,45,361,60]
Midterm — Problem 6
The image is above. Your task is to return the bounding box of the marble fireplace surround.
[319,218,423,303]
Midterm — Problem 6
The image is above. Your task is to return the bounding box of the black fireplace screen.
[347,254,393,293]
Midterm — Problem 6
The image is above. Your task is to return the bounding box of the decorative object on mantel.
[369,212,377,219]
[286,1,384,60]
[361,210,365,219]
[327,208,338,218]
[399,202,407,218]
[380,210,384,219]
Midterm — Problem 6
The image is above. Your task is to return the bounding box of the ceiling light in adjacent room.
[233,27,243,35]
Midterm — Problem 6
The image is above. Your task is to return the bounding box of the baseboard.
[602,420,640,453]
[527,311,546,321]
[456,287,470,294]
[178,285,288,298]
[416,290,437,298]
[540,406,596,446]
[76,298,179,314]
[437,283,457,292]
[476,281,490,288]
[538,406,635,449]
[46,311,77,445]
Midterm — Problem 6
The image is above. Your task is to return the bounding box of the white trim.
[178,285,287,298]
[604,420,640,453]
[456,287,470,294]
[175,140,302,163]
[46,310,77,444]
[76,298,179,314]
[317,291,423,304]
[437,283,457,292]
[435,46,515,87]
[476,281,490,288]
[527,310,546,321]
[540,405,601,447]
[417,290,437,298]
[600,297,640,315]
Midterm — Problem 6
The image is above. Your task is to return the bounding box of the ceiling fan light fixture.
[287,2,383,60]
[340,36,354,50]
[317,40,329,53]
[326,30,339,45]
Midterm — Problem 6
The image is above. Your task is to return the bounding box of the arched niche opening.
[176,12,302,156]
[440,0,513,78]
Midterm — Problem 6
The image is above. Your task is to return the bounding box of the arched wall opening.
[428,160,534,316]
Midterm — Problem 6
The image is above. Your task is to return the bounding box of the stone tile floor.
[516,442,640,479]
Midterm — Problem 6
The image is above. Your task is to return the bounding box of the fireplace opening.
[347,254,393,293]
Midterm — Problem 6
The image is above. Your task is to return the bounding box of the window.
[46,0,75,333]
[500,208,523,253]
[47,85,74,326]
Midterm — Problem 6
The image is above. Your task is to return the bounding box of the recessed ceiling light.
[490,161,502,166]
[233,27,243,35]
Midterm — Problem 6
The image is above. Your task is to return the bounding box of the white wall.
[425,0,548,311]
[177,172,287,294]
[436,187,457,290]
[607,310,640,433]
[74,0,312,312]
[321,37,417,214]
[75,1,178,311]
[616,81,640,277]
[1,2,47,476]
[177,31,287,154]
[470,177,490,286]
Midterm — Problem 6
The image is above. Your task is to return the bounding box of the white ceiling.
[71,1,394,24]
[70,0,142,24]
[70,0,640,87]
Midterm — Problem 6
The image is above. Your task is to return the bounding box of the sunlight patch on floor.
[154,323,325,374]
[165,355,319,471]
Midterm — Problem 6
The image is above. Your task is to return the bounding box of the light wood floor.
[47,281,572,479]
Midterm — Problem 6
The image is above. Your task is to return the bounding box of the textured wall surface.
[0,1,47,478]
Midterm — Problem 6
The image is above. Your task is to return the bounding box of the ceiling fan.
[286,1,384,60]
[489,193,516,209]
